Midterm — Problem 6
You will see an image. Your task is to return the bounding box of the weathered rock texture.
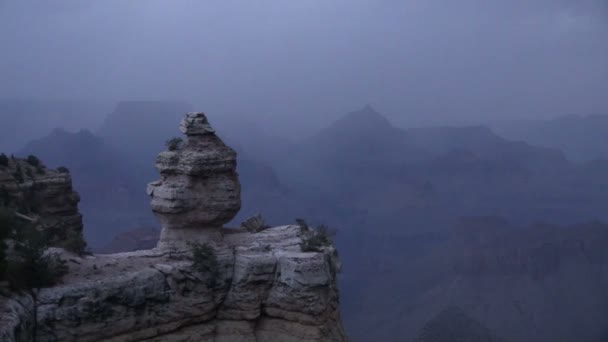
[1,226,347,342]
[0,157,83,244]
[147,112,241,248]
[0,113,347,341]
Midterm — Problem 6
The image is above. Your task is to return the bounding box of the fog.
[1,0,607,132]
[3,2,608,340]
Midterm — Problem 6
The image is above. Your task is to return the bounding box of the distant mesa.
[327,104,394,134]
[98,100,194,164]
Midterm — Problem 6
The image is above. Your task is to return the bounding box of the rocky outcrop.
[0,112,347,342]
[147,112,241,249]
[1,226,346,342]
[0,156,83,244]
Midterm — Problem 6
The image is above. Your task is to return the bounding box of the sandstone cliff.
[0,155,83,245]
[0,113,347,342]
[147,112,241,249]
[1,225,345,342]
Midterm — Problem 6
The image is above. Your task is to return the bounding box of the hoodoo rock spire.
[147,112,241,248]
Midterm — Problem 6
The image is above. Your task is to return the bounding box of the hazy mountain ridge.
[17,102,294,249]
[276,106,608,235]
[8,103,608,341]
[0,99,109,153]
[18,128,154,249]
[492,114,608,162]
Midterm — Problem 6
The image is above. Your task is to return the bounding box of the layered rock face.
[1,226,346,342]
[148,112,241,248]
[0,113,347,342]
[0,156,83,244]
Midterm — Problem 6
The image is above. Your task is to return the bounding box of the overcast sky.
[0,0,606,129]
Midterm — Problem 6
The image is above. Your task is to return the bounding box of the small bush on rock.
[300,222,335,253]
[189,242,219,287]
[7,251,68,290]
[0,208,15,234]
[7,224,68,289]
[26,155,40,167]
[0,187,10,206]
[0,209,13,280]
[241,213,271,233]
[57,166,70,174]
[60,231,89,256]
[0,239,6,281]
[166,137,184,151]
[22,188,41,213]
[0,153,8,167]
[295,218,310,232]
[13,164,24,184]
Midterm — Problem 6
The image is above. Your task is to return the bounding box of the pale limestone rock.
[0,226,347,342]
[0,113,347,342]
[0,295,35,342]
[180,112,216,135]
[148,112,241,245]
[0,158,83,245]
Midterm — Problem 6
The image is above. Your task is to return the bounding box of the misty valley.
[1,1,607,341]
[1,100,608,341]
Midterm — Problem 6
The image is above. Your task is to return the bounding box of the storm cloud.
[0,0,606,130]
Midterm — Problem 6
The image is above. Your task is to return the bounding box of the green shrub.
[60,231,88,256]
[0,187,10,206]
[295,218,310,232]
[13,164,24,183]
[166,137,184,151]
[0,239,6,281]
[26,155,40,167]
[23,188,41,213]
[300,223,335,253]
[6,251,68,290]
[241,213,271,232]
[0,211,70,288]
[57,166,70,174]
[0,208,16,237]
[0,153,8,167]
[189,242,219,287]
[0,209,12,281]
[6,224,68,290]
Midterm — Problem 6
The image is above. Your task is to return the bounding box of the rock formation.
[0,113,347,342]
[148,112,241,249]
[0,156,83,244]
[1,225,346,342]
